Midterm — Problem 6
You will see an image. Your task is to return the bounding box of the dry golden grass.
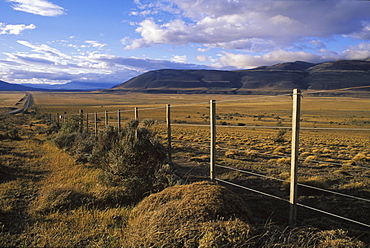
[0,118,131,247]
[123,181,253,247]
[123,181,365,247]
[2,92,370,246]
[0,92,26,108]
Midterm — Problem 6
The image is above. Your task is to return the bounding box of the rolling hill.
[0,80,38,91]
[111,60,370,94]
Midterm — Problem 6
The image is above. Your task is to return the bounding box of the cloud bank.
[0,40,211,85]
[124,0,370,68]
[127,0,370,51]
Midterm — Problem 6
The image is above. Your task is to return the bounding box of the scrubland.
[0,91,369,247]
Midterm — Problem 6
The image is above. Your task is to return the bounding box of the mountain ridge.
[0,80,38,91]
[111,59,370,94]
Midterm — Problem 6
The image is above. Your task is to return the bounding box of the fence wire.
[54,87,370,229]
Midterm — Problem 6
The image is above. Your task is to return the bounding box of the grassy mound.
[123,181,253,247]
[123,181,366,247]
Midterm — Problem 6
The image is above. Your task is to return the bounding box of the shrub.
[69,131,95,163]
[273,129,287,143]
[89,120,171,202]
[224,150,237,158]
[276,157,290,165]
[54,133,77,150]
[6,128,22,140]
[45,123,60,135]
[52,119,177,203]
[245,150,258,160]
[351,152,368,165]
[305,155,319,162]
[60,119,79,133]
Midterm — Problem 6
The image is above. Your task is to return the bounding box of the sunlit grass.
[0,126,131,247]
[0,92,26,108]
[1,92,369,246]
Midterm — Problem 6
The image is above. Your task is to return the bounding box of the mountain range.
[111,60,370,94]
[0,80,38,91]
[1,60,370,93]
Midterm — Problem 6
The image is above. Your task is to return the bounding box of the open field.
[32,91,370,128]
[33,91,370,221]
[1,91,370,246]
[0,92,27,112]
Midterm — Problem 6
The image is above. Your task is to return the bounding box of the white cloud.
[353,22,370,40]
[196,55,207,62]
[127,0,370,51]
[216,50,321,69]
[171,55,187,63]
[8,0,65,16]
[214,41,370,69]
[343,42,370,60]
[1,40,211,85]
[197,48,209,52]
[268,15,296,26]
[0,23,36,35]
[130,10,156,16]
[17,40,71,59]
[84,40,108,49]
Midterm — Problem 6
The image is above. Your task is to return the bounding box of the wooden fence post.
[79,110,83,133]
[135,107,138,120]
[94,112,98,136]
[289,89,301,225]
[117,109,121,131]
[166,104,172,163]
[210,100,216,180]
[86,113,89,133]
[105,111,108,127]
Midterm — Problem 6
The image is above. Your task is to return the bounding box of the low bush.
[52,119,178,203]
[89,120,172,202]
[273,129,287,143]
[53,132,77,150]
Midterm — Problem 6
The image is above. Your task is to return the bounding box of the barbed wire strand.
[296,203,370,229]
[216,164,370,203]
[216,164,286,182]
[216,178,288,202]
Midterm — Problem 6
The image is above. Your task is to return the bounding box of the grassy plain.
[0,92,27,112]
[1,91,370,246]
[32,91,370,224]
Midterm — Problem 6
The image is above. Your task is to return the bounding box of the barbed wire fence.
[48,87,370,229]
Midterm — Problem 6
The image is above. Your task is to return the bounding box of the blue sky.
[1,0,370,86]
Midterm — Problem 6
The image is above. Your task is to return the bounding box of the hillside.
[111,60,370,94]
[0,80,37,91]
